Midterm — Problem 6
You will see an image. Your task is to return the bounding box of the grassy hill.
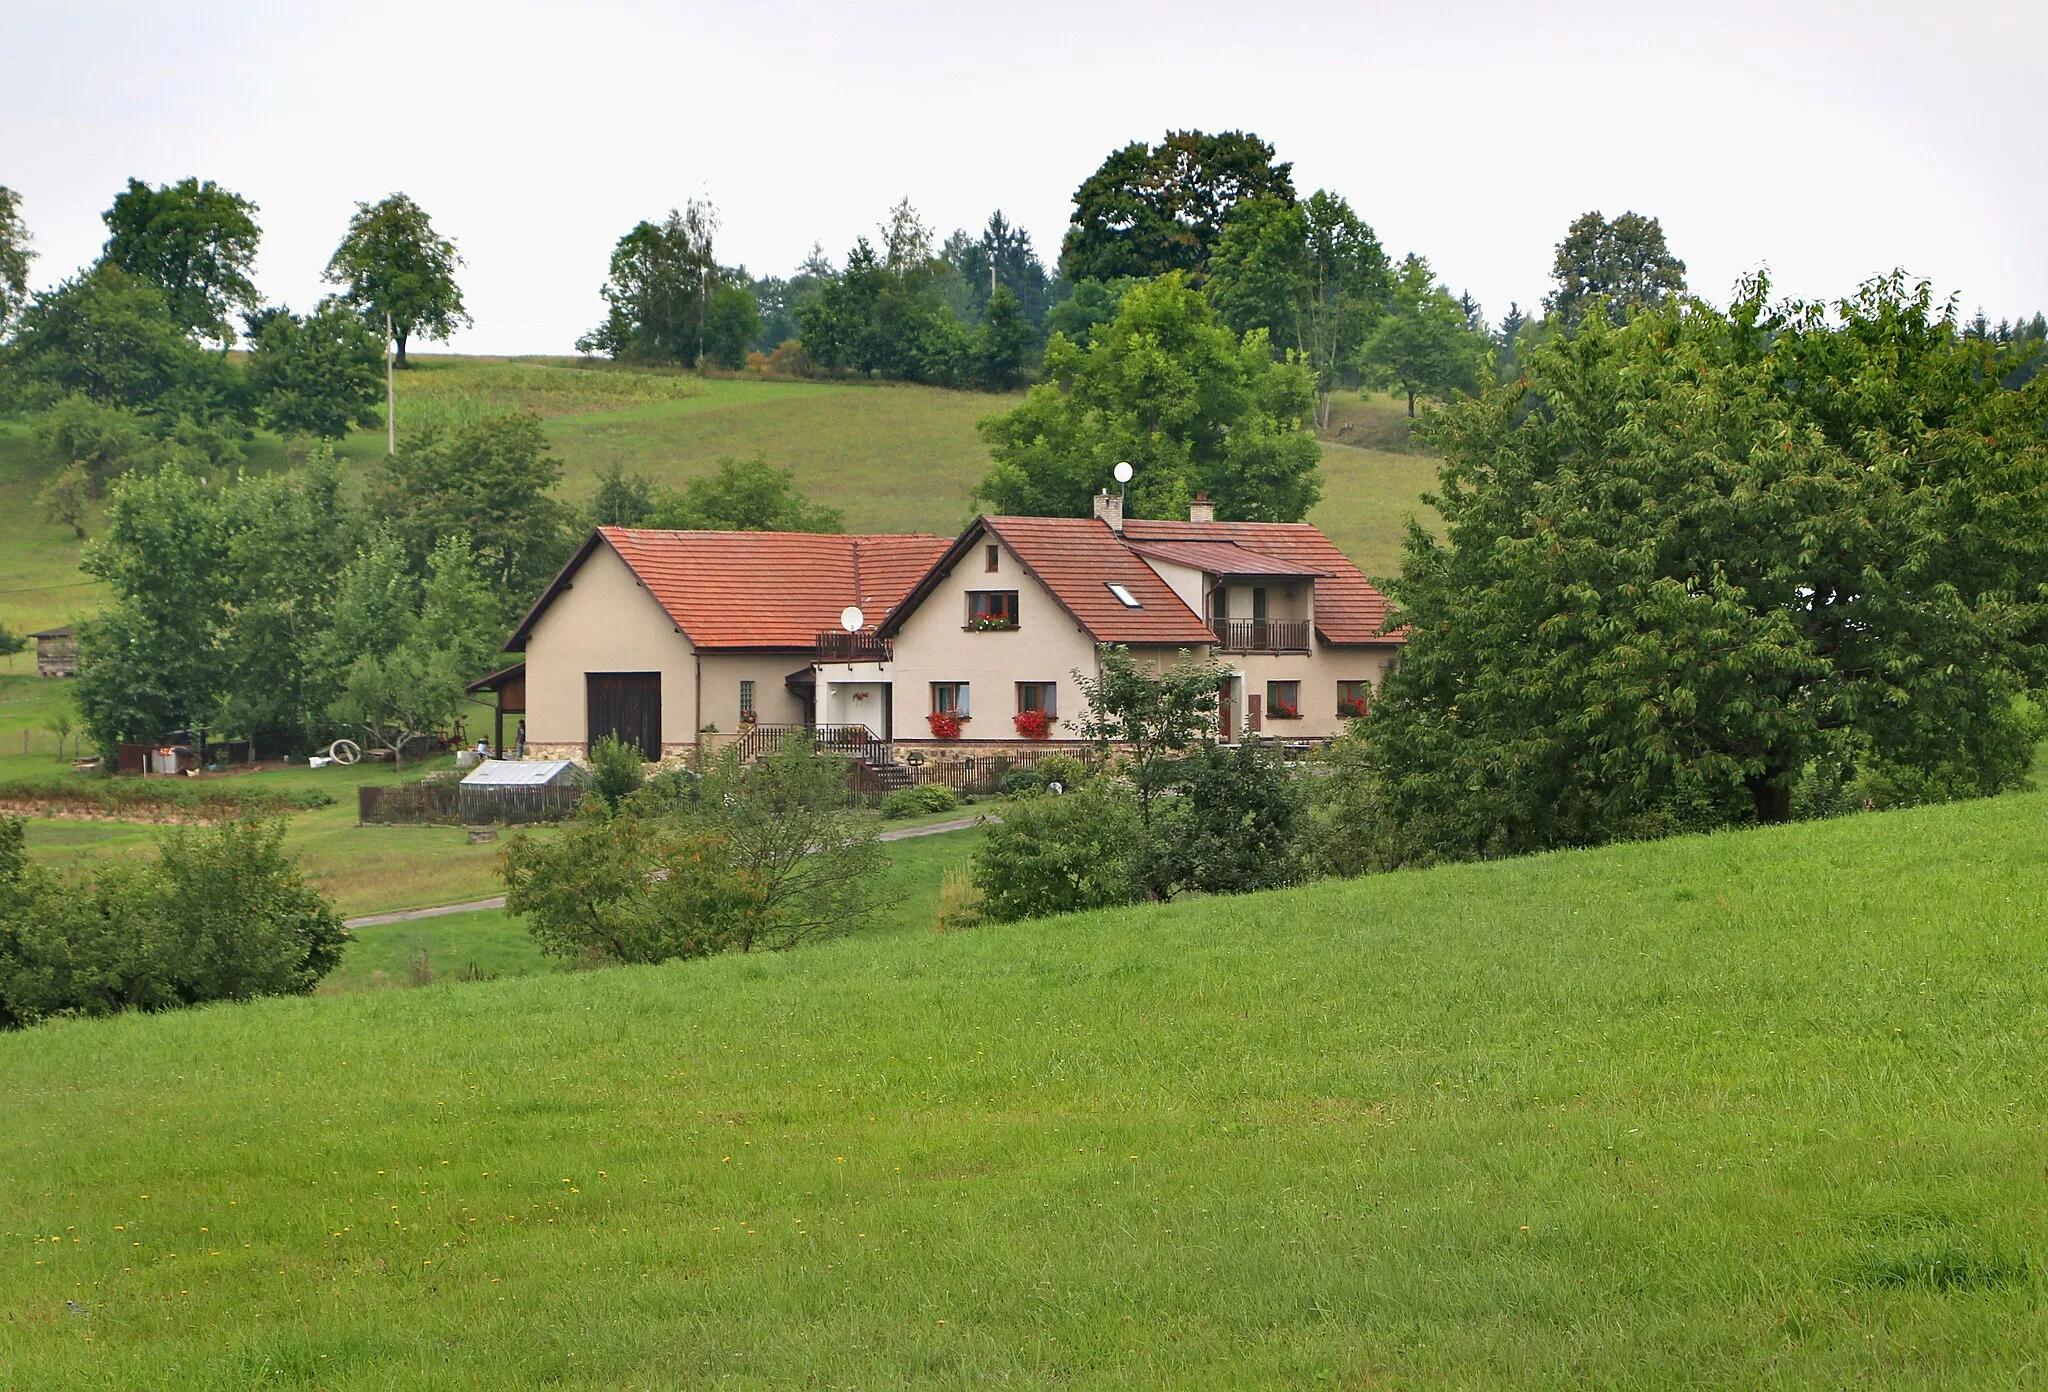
[4,790,2044,1385]
[0,360,1438,672]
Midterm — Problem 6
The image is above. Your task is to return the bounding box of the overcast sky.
[6,0,2042,355]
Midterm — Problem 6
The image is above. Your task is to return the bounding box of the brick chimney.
[1188,492,1215,523]
[1092,488,1124,532]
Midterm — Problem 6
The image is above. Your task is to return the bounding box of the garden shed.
[457,758,584,824]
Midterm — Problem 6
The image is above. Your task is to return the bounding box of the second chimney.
[1093,488,1124,532]
[1188,491,1215,524]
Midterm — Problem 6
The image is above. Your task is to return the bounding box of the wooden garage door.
[586,673,662,758]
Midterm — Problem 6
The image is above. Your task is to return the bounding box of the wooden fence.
[358,779,584,826]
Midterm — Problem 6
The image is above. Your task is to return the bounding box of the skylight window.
[1106,582,1142,608]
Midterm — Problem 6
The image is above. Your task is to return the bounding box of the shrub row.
[0,817,349,1028]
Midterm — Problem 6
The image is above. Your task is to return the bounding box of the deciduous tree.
[325,193,469,368]
[244,299,384,439]
[1356,254,1485,417]
[977,274,1322,521]
[0,185,33,333]
[99,177,262,346]
[1358,276,2048,864]
[645,454,843,532]
[371,413,576,617]
[1545,210,1687,328]
[1060,130,1295,283]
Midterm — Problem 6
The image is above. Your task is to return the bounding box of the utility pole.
[385,311,396,456]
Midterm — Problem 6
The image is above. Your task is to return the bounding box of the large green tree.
[1060,130,1295,283]
[577,201,740,366]
[243,299,384,439]
[99,177,262,346]
[1356,254,1485,416]
[1356,277,2048,865]
[324,193,469,368]
[0,185,33,333]
[72,465,236,756]
[370,413,576,617]
[978,274,1322,521]
[1207,190,1391,429]
[328,533,500,769]
[6,265,239,416]
[1545,210,1687,329]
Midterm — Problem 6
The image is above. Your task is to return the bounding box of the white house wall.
[886,536,1104,742]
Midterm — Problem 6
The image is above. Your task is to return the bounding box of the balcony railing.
[816,630,891,662]
[1211,617,1311,652]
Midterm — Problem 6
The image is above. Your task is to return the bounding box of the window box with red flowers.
[927,711,965,740]
[1339,697,1369,719]
[1013,709,1054,740]
[1267,701,1301,720]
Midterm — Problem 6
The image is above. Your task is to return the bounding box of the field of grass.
[4,789,2044,1385]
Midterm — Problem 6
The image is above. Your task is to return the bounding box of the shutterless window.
[967,591,1019,627]
[985,544,1000,573]
[1266,680,1301,717]
[1106,581,1142,608]
[1016,681,1056,715]
[932,682,969,716]
[739,680,756,720]
[1338,680,1370,718]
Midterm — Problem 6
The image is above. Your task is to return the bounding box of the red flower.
[927,711,964,740]
[1013,709,1053,740]
[1340,697,1369,719]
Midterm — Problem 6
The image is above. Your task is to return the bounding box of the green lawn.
[4,791,2045,1385]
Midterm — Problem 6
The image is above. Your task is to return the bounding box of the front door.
[586,672,662,758]
[1218,677,1236,742]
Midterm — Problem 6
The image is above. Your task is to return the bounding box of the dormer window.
[1106,582,1142,608]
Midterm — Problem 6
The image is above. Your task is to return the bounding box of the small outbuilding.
[457,757,584,825]
[30,626,78,678]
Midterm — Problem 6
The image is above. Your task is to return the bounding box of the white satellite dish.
[1113,461,1134,484]
[840,606,865,632]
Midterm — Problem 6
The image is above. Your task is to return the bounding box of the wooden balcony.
[815,630,891,662]
[1211,617,1311,653]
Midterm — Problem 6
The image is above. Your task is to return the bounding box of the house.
[507,496,1401,762]
[505,529,950,761]
[29,626,77,678]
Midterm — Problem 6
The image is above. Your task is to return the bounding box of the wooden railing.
[816,630,891,662]
[734,722,890,768]
[1210,617,1312,652]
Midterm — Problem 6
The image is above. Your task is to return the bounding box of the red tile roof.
[1122,520,1397,644]
[514,529,950,651]
[878,516,1216,646]
[1124,537,1330,579]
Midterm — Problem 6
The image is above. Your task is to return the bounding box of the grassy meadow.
[4,789,2046,1385]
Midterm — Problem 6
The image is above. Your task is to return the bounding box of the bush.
[971,782,1143,922]
[503,738,887,962]
[501,813,764,965]
[1151,741,1306,897]
[0,817,348,1028]
[588,733,647,810]
[881,784,958,819]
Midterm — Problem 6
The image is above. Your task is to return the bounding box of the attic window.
[1106,582,1142,608]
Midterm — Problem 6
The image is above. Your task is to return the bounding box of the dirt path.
[341,814,997,928]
